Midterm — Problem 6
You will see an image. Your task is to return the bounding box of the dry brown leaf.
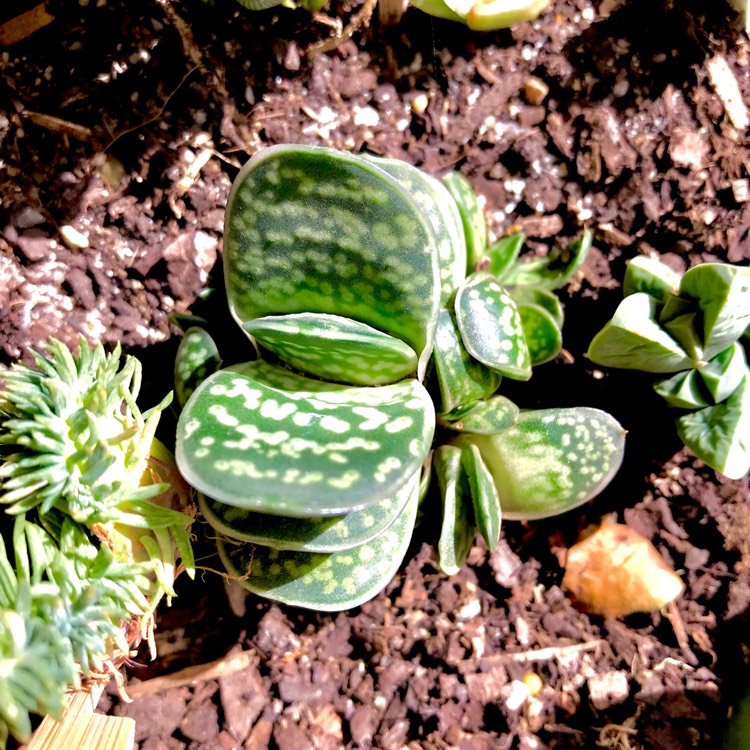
[562,521,684,619]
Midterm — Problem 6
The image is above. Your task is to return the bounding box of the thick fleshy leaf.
[462,444,501,551]
[244,313,418,386]
[224,144,441,379]
[199,471,417,552]
[433,445,475,575]
[677,372,750,480]
[517,303,563,366]
[442,171,487,274]
[698,343,747,404]
[654,370,710,410]
[216,474,420,611]
[431,309,503,416]
[498,229,592,291]
[455,407,626,519]
[441,395,519,434]
[623,256,681,302]
[174,327,223,409]
[587,293,693,373]
[176,360,435,517]
[455,272,531,380]
[663,311,704,362]
[361,155,466,305]
[487,233,525,280]
[679,263,750,360]
[510,286,564,328]
[466,0,550,29]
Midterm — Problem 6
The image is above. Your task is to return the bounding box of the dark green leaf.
[653,370,710,409]
[174,327,222,409]
[698,343,747,404]
[517,303,563,366]
[442,171,487,274]
[487,233,525,280]
[462,444,501,551]
[441,395,519,434]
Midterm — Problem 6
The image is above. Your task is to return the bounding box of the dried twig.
[306,0,378,57]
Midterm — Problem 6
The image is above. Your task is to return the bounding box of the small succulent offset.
[174,144,625,612]
[588,256,750,479]
[0,341,195,748]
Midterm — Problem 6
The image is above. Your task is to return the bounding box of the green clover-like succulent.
[588,255,750,479]
[175,144,625,611]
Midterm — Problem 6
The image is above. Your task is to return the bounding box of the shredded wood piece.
[0,3,55,46]
[706,54,749,131]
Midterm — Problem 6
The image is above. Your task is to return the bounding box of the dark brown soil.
[2,0,750,748]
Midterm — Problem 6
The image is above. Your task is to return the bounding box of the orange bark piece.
[562,521,684,619]
[0,4,55,47]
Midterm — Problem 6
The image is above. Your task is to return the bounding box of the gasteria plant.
[588,256,750,479]
[0,340,195,749]
[174,144,625,611]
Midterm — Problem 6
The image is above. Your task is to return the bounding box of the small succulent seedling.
[0,340,195,748]
[588,256,750,479]
[175,144,625,611]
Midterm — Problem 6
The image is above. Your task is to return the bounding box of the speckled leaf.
[498,229,592,291]
[224,144,441,379]
[462,443,501,551]
[454,407,625,519]
[677,373,750,480]
[623,256,681,302]
[433,445,475,575]
[679,263,750,360]
[360,154,466,305]
[487,233,525,280]
[698,343,747,403]
[517,303,562,366]
[216,474,420,611]
[174,327,223,409]
[654,370,710,409]
[443,171,487,274]
[244,313,418,386]
[176,360,435,517]
[199,471,417,552]
[431,309,503,416]
[441,395,519,434]
[587,293,693,373]
[455,272,531,381]
[510,286,563,328]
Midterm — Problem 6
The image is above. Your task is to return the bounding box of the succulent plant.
[175,144,625,611]
[588,256,750,479]
[0,340,195,748]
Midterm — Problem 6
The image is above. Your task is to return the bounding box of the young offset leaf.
[676,372,750,480]
[462,443,502,551]
[431,309,503,416]
[679,263,750,360]
[465,0,551,29]
[587,293,693,373]
[442,171,487,274]
[433,445,475,575]
[454,407,626,519]
[216,473,420,611]
[487,233,525,280]
[517,303,563,366]
[244,313,418,386]
[653,370,711,410]
[662,311,704,363]
[698,343,747,404]
[360,154,467,305]
[498,229,592,291]
[175,360,435,517]
[441,395,519,434]
[199,471,417,552]
[455,272,532,381]
[224,144,441,379]
[510,286,564,328]
[174,327,223,409]
[623,256,681,302]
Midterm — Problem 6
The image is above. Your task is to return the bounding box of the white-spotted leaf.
[462,443,501,551]
[455,272,532,381]
[244,313,418,386]
[433,445,475,575]
[216,473,420,611]
[454,407,625,519]
[174,327,223,409]
[175,360,435,517]
[224,145,441,380]
[517,303,563,366]
[441,395,519,434]
[443,171,487,274]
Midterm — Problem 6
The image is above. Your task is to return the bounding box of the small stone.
[732,178,750,203]
[59,224,89,250]
[524,77,549,106]
[587,670,630,710]
[14,207,45,229]
[411,93,429,114]
[353,106,379,127]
